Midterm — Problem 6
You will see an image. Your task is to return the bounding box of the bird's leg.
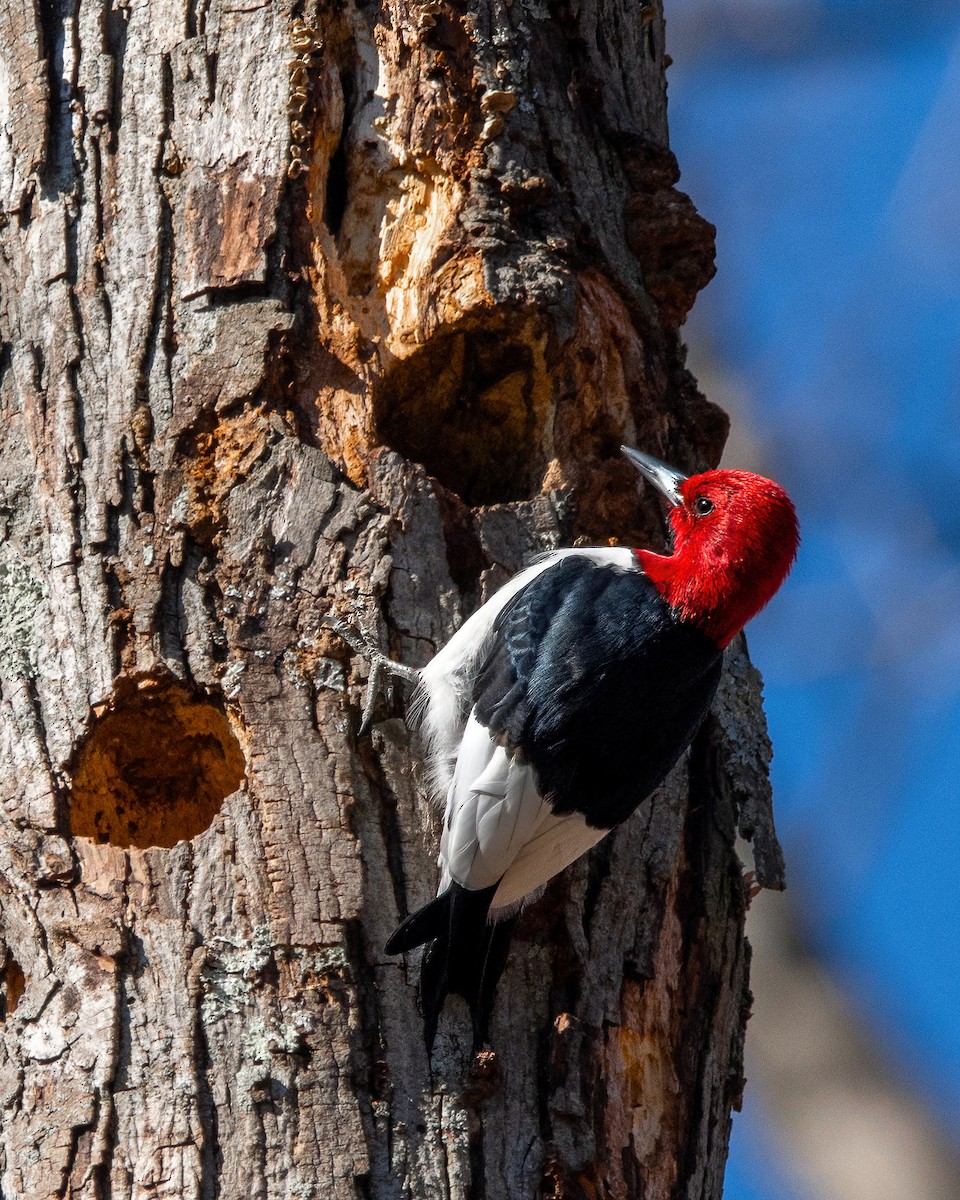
[325,616,420,735]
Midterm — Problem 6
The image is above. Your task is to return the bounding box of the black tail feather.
[469,916,516,1048]
[386,882,515,1052]
[384,891,451,955]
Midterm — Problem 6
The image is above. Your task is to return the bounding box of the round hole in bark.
[69,677,245,849]
[374,324,549,507]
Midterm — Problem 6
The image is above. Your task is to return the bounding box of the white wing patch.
[416,546,638,797]
[491,809,606,911]
[438,713,546,893]
[439,712,609,913]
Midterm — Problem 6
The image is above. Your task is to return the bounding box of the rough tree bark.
[0,1,784,1197]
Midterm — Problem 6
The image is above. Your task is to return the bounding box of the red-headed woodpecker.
[384,447,799,1048]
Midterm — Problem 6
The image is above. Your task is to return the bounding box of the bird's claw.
[325,616,419,735]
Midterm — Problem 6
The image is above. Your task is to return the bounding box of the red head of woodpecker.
[622,446,800,648]
[384,445,799,1050]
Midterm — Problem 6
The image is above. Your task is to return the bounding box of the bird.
[380,446,799,1050]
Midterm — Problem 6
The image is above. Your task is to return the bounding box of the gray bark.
[0,1,781,1196]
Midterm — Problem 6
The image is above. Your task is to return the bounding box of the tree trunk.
[0,2,783,1196]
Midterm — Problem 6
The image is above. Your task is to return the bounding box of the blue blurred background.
[665,1,960,1195]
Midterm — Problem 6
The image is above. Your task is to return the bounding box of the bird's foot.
[742,869,762,906]
[325,616,420,735]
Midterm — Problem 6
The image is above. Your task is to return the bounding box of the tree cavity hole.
[374,326,547,507]
[70,677,245,849]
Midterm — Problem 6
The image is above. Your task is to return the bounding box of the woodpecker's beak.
[620,446,687,506]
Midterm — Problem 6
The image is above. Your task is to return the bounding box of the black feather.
[384,892,451,955]
[473,556,722,828]
[386,882,513,1052]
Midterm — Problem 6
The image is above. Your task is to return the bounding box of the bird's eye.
[694,496,714,516]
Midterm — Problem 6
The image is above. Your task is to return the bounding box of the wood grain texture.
[0,1,781,1196]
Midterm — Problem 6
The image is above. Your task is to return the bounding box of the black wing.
[472,555,723,829]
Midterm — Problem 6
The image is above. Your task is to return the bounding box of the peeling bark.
[0,2,781,1197]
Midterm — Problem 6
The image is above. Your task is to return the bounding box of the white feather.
[491,809,606,911]
[438,713,609,913]
[438,713,544,892]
